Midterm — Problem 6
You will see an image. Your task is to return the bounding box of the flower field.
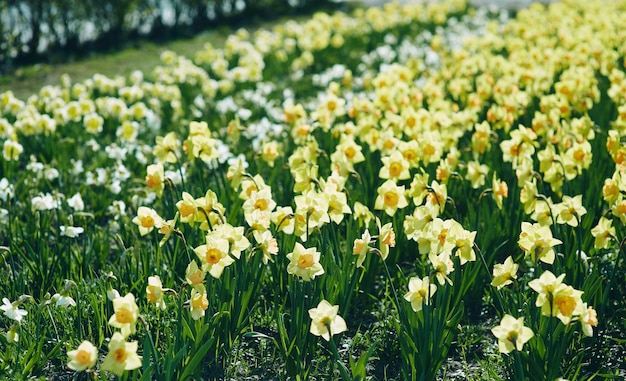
[2,0,626,379]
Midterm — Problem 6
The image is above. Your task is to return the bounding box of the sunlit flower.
[491,175,508,210]
[379,150,410,180]
[352,229,372,268]
[286,243,324,281]
[491,256,518,289]
[553,195,587,227]
[374,179,408,216]
[67,192,85,212]
[491,314,534,354]
[580,304,598,337]
[1,297,27,322]
[429,251,454,286]
[518,222,561,264]
[146,275,166,311]
[253,229,278,264]
[404,276,437,312]
[60,226,84,238]
[108,293,139,337]
[3,139,23,161]
[590,216,615,249]
[189,285,209,320]
[353,202,374,227]
[145,163,165,197]
[529,270,584,323]
[193,236,234,278]
[308,299,347,341]
[153,132,181,163]
[101,332,142,376]
[67,340,98,371]
[132,206,163,236]
[377,218,395,261]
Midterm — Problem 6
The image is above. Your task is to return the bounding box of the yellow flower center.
[406,116,416,128]
[115,307,133,324]
[297,253,315,269]
[384,191,399,207]
[506,330,519,344]
[206,248,222,264]
[254,199,268,211]
[179,203,196,218]
[344,146,356,159]
[113,348,127,363]
[389,162,402,178]
[327,100,337,112]
[75,349,92,365]
[437,229,448,246]
[192,294,208,310]
[555,294,577,317]
[573,148,585,162]
[146,287,159,303]
[140,216,155,228]
[146,175,161,189]
[423,144,435,156]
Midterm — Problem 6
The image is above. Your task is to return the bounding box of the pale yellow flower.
[67,340,98,371]
[491,256,518,289]
[108,293,139,337]
[308,300,347,341]
[374,179,408,217]
[491,314,534,354]
[404,276,437,312]
[101,332,142,376]
[287,243,324,281]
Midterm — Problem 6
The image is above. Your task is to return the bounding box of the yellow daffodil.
[132,206,163,236]
[286,243,324,281]
[67,340,98,371]
[101,332,142,376]
[189,285,209,320]
[491,256,518,289]
[108,293,139,337]
[404,276,437,312]
[194,236,234,278]
[518,222,562,264]
[308,299,347,341]
[374,179,408,217]
[491,314,534,354]
[146,275,166,311]
[352,229,372,268]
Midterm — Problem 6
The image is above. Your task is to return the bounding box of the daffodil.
[308,300,347,341]
[146,275,166,311]
[553,195,587,227]
[590,217,615,249]
[1,297,27,322]
[491,256,518,289]
[352,229,372,268]
[132,206,163,236]
[404,276,437,312]
[189,285,209,320]
[194,236,234,278]
[108,293,139,337]
[67,340,98,371]
[491,314,534,354]
[101,332,142,376]
[286,243,324,281]
[374,179,408,217]
[518,222,562,264]
[580,304,598,337]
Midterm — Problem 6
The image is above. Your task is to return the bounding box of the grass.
[0,30,229,100]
